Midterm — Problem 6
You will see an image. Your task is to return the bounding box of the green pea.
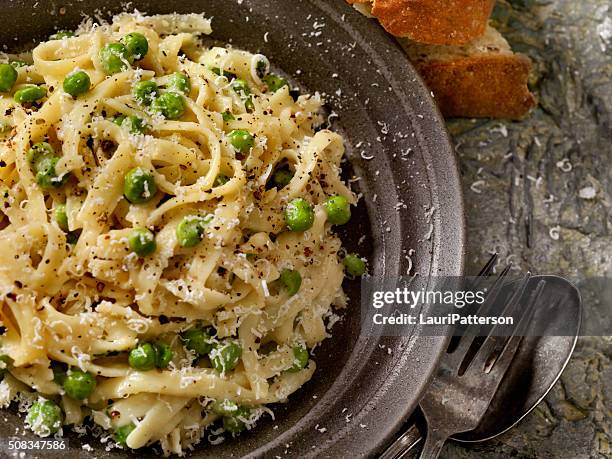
[128,228,156,257]
[232,79,250,97]
[128,342,157,371]
[50,30,74,40]
[63,71,90,97]
[51,362,66,385]
[123,167,157,204]
[284,198,314,232]
[55,204,69,232]
[176,215,211,248]
[0,63,18,92]
[229,77,252,111]
[154,343,172,369]
[113,115,126,126]
[121,115,147,135]
[120,32,149,60]
[36,156,59,190]
[63,369,96,400]
[223,408,250,434]
[287,345,309,372]
[45,166,68,190]
[343,253,366,276]
[222,111,235,122]
[114,422,136,446]
[280,269,301,296]
[34,156,59,185]
[10,60,28,68]
[324,195,351,225]
[210,399,241,416]
[209,66,236,80]
[167,72,191,95]
[35,157,63,189]
[272,168,293,189]
[181,328,214,356]
[151,92,185,120]
[14,85,47,104]
[0,354,12,376]
[26,400,63,436]
[214,174,229,186]
[133,80,158,105]
[27,142,54,167]
[227,129,255,153]
[210,340,242,373]
[263,75,289,93]
[99,43,131,75]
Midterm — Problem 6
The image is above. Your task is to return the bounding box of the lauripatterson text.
[372,313,514,326]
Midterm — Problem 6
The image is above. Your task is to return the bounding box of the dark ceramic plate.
[0,0,464,457]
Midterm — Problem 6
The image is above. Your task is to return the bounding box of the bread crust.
[346,1,535,118]
[414,54,536,119]
[370,0,496,45]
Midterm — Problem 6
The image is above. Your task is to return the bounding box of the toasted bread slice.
[347,0,495,45]
[400,26,536,119]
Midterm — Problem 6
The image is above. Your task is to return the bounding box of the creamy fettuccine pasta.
[0,12,359,455]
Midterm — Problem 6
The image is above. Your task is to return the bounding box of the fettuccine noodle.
[0,12,355,455]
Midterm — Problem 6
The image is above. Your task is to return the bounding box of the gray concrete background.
[437,0,611,457]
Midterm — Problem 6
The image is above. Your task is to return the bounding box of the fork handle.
[379,424,422,459]
[419,429,448,459]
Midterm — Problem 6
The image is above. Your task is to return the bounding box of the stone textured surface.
[427,0,611,457]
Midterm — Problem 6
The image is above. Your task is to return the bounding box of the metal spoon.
[380,274,582,458]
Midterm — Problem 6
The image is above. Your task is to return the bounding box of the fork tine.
[484,281,543,378]
[446,263,513,371]
[471,264,515,318]
[470,254,501,292]
[478,254,498,277]
[459,255,496,304]
[460,264,515,340]
[470,279,544,375]
[484,272,531,326]
[447,258,501,353]
[446,334,476,372]
[459,273,531,375]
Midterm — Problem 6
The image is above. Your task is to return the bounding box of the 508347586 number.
[5,439,67,451]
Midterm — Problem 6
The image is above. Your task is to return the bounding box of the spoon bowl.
[453,275,581,442]
[380,274,582,458]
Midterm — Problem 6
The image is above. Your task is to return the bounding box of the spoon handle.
[419,430,448,459]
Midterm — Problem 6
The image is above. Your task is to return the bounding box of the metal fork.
[417,271,543,459]
[380,254,510,459]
